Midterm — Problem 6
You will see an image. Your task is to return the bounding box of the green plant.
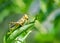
[0,0,60,43]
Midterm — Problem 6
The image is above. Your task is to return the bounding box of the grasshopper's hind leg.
[8,22,20,34]
[9,22,21,28]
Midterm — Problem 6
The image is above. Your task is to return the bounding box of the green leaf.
[12,0,26,13]
[6,23,34,43]
[34,20,48,34]
[0,9,10,23]
[40,0,47,13]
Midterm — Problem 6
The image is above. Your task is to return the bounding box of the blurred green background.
[0,0,60,43]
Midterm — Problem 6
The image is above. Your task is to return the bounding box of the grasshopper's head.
[24,14,28,20]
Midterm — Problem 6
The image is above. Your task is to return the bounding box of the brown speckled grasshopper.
[8,14,28,34]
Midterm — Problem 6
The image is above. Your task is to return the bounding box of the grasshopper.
[8,14,28,35]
